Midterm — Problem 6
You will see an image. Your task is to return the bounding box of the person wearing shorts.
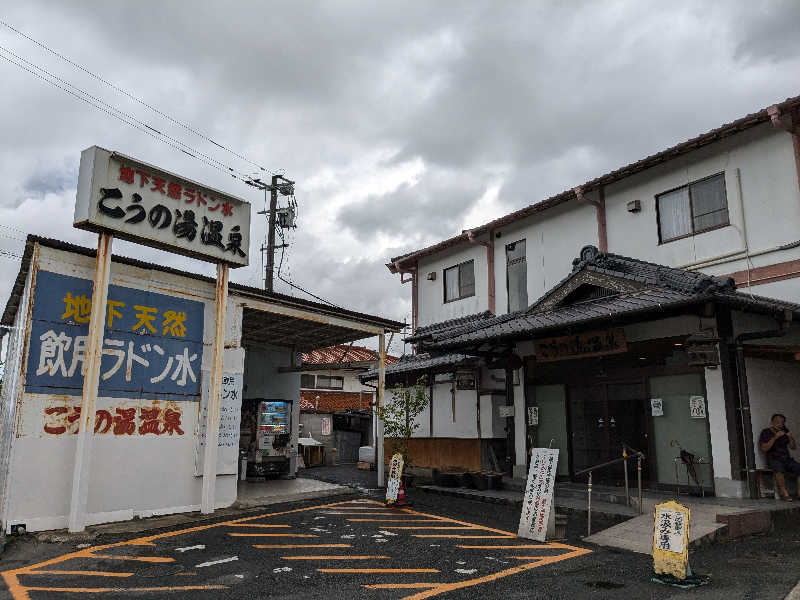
[759,413,800,501]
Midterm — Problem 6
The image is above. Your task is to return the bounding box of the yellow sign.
[652,500,690,580]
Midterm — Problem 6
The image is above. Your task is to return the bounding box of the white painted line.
[195,556,239,568]
[176,545,206,553]
[455,568,477,574]
[273,566,293,573]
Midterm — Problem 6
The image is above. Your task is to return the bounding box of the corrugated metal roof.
[389,93,800,269]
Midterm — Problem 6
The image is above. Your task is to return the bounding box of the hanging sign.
[499,405,515,418]
[653,500,691,580]
[518,448,558,541]
[74,146,250,267]
[527,406,539,426]
[689,396,706,419]
[385,453,404,504]
[651,398,664,417]
[535,328,627,362]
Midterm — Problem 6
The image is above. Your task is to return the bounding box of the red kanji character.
[207,198,221,211]
[167,182,182,200]
[151,176,166,194]
[183,188,195,204]
[221,201,233,217]
[112,408,136,435]
[195,190,207,207]
[139,406,162,435]
[163,408,184,435]
[135,170,150,188]
[67,405,81,434]
[119,165,135,184]
[94,409,112,434]
[43,406,68,435]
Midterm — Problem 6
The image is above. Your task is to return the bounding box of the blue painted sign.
[25,270,205,401]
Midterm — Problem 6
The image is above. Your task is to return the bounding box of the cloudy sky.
[1,1,799,354]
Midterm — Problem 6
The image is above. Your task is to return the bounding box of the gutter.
[466,229,496,314]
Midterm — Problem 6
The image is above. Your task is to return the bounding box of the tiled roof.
[421,245,800,352]
[301,344,399,367]
[300,390,374,412]
[389,93,800,269]
[406,311,495,343]
[360,352,477,381]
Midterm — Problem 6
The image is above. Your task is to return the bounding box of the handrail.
[580,448,646,537]
[574,451,644,477]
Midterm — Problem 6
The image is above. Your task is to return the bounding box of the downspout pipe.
[767,104,800,202]
[393,261,418,335]
[575,186,607,252]
[467,229,496,314]
[733,311,792,498]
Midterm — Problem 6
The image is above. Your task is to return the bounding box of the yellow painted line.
[23,585,228,593]
[228,533,317,538]
[382,526,478,530]
[254,544,352,549]
[321,511,410,515]
[347,519,443,522]
[24,570,133,578]
[281,555,391,560]
[319,568,439,574]
[91,555,174,563]
[225,523,291,528]
[457,545,553,549]
[413,535,514,539]
[364,583,439,589]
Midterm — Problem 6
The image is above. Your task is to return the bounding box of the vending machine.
[255,400,292,477]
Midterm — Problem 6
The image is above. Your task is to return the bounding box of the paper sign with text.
[518,448,559,541]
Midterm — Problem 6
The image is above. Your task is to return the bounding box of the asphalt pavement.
[0,466,798,599]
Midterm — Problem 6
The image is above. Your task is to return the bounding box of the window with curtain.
[316,375,344,389]
[300,374,315,389]
[443,260,475,302]
[506,239,528,312]
[657,173,728,243]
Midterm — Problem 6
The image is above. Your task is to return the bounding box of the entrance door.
[569,381,648,485]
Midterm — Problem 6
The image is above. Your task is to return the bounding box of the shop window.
[506,239,527,312]
[300,374,315,389]
[444,260,475,302]
[317,375,344,390]
[657,173,728,243]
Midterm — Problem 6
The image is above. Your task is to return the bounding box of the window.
[657,173,728,243]
[444,260,475,302]
[506,239,527,312]
[300,374,315,389]
[316,375,344,390]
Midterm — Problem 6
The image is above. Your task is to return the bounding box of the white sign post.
[386,453,404,504]
[518,448,559,541]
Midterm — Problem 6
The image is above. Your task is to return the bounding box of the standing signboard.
[518,448,559,541]
[653,500,691,580]
[385,453,404,504]
[196,373,243,475]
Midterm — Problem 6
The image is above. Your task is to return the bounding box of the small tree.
[377,375,429,466]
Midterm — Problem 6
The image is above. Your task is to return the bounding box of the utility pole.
[265,175,278,292]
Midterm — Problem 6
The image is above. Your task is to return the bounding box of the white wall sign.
[651,398,664,417]
[75,146,250,267]
[196,372,243,475]
[321,417,332,437]
[654,507,687,553]
[518,448,559,541]
[689,396,706,419]
[499,405,515,418]
[527,406,539,426]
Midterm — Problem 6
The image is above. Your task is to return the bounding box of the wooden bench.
[755,468,800,498]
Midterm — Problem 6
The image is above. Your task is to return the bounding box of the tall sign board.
[74,146,250,267]
[518,448,559,541]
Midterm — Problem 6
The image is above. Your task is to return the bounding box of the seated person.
[759,413,800,501]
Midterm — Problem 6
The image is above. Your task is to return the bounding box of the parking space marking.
[25,571,134,578]
[412,535,514,539]
[346,519,443,522]
[318,568,440,574]
[228,533,317,538]
[253,544,352,549]
[281,555,390,560]
[90,555,174,563]
[225,523,291,528]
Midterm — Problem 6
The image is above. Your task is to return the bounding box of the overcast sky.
[1,1,799,354]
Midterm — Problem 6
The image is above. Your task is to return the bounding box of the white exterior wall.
[417,243,487,327]
[430,383,477,438]
[3,246,243,533]
[303,367,375,394]
[382,385,431,438]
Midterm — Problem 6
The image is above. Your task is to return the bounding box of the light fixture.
[639,357,647,361]
[674,343,683,347]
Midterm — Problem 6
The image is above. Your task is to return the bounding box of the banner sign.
[518,448,558,541]
[653,500,691,579]
[196,372,243,475]
[535,328,627,362]
[386,453,404,504]
[74,146,250,267]
[25,270,204,401]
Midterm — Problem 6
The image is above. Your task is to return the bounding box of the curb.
[417,485,522,506]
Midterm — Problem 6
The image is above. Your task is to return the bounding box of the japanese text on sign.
[196,372,243,476]
[518,448,558,541]
[25,271,204,401]
[43,401,184,436]
[652,500,691,580]
[74,146,250,267]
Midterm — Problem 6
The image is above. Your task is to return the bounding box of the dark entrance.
[569,381,649,485]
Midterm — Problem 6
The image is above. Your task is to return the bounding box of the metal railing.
[575,444,645,536]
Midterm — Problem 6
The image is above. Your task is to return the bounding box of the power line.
[0,19,270,174]
[276,274,342,308]
[0,45,251,182]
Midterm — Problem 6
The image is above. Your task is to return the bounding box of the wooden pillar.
[201,263,229,514]
[377,332,386,487]
[68,232,113,533]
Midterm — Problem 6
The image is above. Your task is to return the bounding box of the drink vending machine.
[254,400,292,477]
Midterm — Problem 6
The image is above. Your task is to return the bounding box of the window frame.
[316,375,344,390]
[300,374,316,389]
[443,259,476,303]
[656,172,729,244]
[505,239,528,313]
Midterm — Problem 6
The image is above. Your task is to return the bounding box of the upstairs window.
[506,239,527,312]
[300,374,315,389]
[444,260,475,302]
[316,375,344,390]
[657,173,728,243]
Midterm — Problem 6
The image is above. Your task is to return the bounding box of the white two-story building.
[372,93,800,499]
